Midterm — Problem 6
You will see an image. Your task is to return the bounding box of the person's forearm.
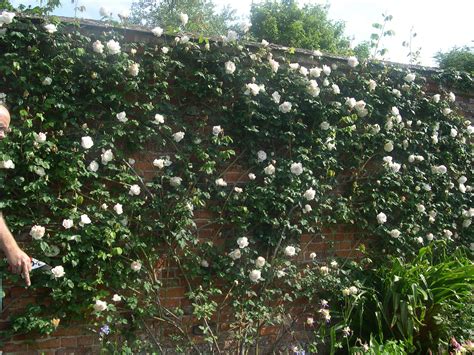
[0,214,19,255]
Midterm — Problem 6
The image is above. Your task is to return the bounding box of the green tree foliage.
[435,46,474,74]
[249,0,351,54]
[129,0,237,36]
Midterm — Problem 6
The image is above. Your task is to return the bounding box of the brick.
[194,210,214,219]
[162,286,186,298]
[61,336,78,347]
[77,335,95,346]
[260,326,279,336]
[160,298,181,308]
[1,342,29,352]
[29,337,61,350]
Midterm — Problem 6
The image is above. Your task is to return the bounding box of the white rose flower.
[303,187,316,201]
[179,13,189,26]
[92,40,104,54]
[170,176,182,187]
[200,260,209,268]
[0,11,15,24]
[322,65,331,76]
[112,294,122,302]
[323,78,330,87]
[215,178,227,187]
[404,73,416,82]
[368,79,377,91]
[161,47,169,54]
[234,187,243,193]
[257,150,267,162]
[432,94,440,103]
[354,100,368,117]
[81,136,94,149]
[303,204,312,214]
[237,236,249,248]
[88,160,99,172]
[30,225,46,240]
[347,56,359,68]
[249,269,262,282]
[384,141,394,152]
[225,61,236,74]
[264,164,275,175]
[94,300,107,312]
[278,101,292,113]
[345,97,356,109]
[255,256,266,268]
[34,166,46,177]
[416,204,425,213]
[306,317,315,326]
[42,77,52,86]
[448,92,456,102]
[101,149,114,165]
[349,286,358,295]
[131,261,142,271]
[128,62,140,77]
[284,245,296,257]
[152,27,164,37]
[113,203,123,215]
[289,63,300,70]
[320,266,329,275]
[331,84,340,94]
[376,212,387,224]
[80,214,91,226]
[290,162,303,175]
[129,184,141,196]
[458,176,467,184]
[248,173,256,180]
[0,160,15,169]
[116,111,127,123]
[299,66,308,76]
[51,265,65,278]
[463,219,472,228]
[389,229,400,238]
[433,165,447,174]
[172,131,185,142]
[426,233,434,241]
[272,91,281,104]
[450,128,457,137]
[245,83,261,96]
[309,67,322,78]
[106,39,121,55]
[62,219,74,229]
[307,80,320,97]
[34,132,47,143]
[153,158,166,169]
[444,229,453,238]
[309,252,317,259]
[44,24,57,34]
[229,249,241,260]
[319,121,330,130]
[152,114,165,124]
[459,184,466,193]
[212,125,222,136]
[269,58,279,73]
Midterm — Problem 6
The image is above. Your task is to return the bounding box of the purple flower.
[100,324,110,336]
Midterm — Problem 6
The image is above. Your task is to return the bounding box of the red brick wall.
[1,18,473,354]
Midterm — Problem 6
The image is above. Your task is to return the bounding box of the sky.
[10,0,474,67]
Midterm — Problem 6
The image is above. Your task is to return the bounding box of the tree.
[129,0,237,37]
[249,0,351,55]
[435,46,474,74]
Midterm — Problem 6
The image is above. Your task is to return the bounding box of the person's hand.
[6,246,31,287]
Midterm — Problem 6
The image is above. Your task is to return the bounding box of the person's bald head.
[0,105,11,139]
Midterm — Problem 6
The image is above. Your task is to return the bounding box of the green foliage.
[128,0,237,37]
[249,0,351,54]
[435,46,474,74]
[0,14,472,352]
[348,243,474,353]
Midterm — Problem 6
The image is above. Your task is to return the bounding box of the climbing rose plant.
[0,14,472,352]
